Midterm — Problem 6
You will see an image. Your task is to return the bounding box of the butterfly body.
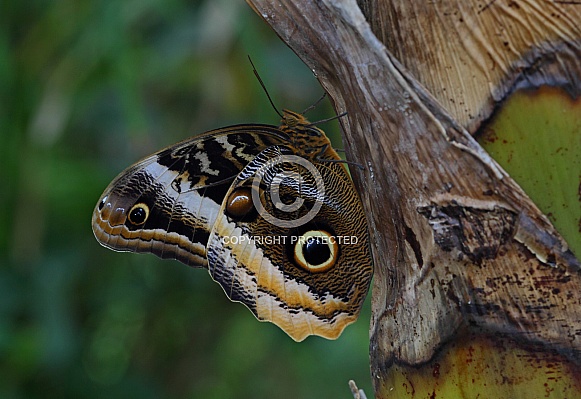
[93,110,372,341]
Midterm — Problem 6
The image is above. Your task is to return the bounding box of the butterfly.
[92,108,373,341]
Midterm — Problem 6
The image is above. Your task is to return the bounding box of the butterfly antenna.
[309,111,348,126]
[248,56,283,119]
[302,93,327,115]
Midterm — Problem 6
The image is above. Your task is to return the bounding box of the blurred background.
[0,1,372,398]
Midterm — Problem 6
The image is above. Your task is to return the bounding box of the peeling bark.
[358,0,581,133]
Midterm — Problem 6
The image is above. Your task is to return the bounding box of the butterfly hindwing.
[207,144,372,341]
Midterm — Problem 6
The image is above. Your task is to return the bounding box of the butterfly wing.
[93,120,373,341]
[206,145,373,341]
[92,125,289,267]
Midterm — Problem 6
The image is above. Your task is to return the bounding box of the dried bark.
[358,0,581,133]
[246,0,580,395]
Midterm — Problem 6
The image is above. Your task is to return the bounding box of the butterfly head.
[279,109,339,161]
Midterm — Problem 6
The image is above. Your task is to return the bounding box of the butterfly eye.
[225,187,255,219]
[128,203,149,225]
[293,230,339,273]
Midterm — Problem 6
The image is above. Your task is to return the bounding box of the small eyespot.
[128,203,149,225]
[293,230,339,273]
[225,187,255,220]
[98,196,108,211]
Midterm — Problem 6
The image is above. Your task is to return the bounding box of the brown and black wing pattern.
[206,144,372,341]
[92,125,289,267]
[92,111,373,341]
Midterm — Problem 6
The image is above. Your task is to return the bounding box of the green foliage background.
[0,1,372,398]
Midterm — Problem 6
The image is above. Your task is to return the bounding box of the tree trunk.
[247,0,581,397]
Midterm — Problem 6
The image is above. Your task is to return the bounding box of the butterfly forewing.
[93,127,289,267]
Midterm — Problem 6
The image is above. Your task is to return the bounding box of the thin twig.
[348,380,368,399]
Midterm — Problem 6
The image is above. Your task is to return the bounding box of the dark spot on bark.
[404,223,424,268]
[418,203,517,265]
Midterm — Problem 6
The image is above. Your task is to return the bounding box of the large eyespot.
[293,230,339,273]
[128,203,149,225]
[225,187,256,220]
